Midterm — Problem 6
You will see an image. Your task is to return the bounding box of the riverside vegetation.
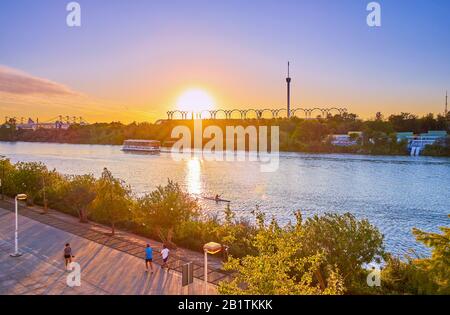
[1,112,449,156]
[0,159,448,294]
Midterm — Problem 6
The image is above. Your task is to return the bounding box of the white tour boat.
[122,139,161,153]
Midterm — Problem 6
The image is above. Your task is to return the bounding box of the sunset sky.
[1,0,449,123]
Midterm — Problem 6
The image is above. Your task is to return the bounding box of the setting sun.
[176,89,215,112]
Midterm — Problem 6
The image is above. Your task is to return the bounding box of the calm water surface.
[1,141,449,256]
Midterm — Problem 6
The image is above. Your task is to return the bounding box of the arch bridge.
[166,107,348,120]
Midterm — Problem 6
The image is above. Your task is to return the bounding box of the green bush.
[219,210,385,294]
[219,213,345,295]
[382,217,450,294]
[90,168,132,235]
[299,212,385,292]
[135,180,200,247]
[9,162,48,205]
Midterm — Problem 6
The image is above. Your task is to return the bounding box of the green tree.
[292,120,330,143]
[11,162,48,205]
[0,119,17,141]
[64,175,97,223]
[217,204,257,258]
[218,212,345,295]
[91,168,131,235]
[136,180,200,247]
[39,169,61,213]
[382,216,449,294]
[0,157,15,199]
[300,212,385,292]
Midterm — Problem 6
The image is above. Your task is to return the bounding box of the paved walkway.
[0,206,218,295]
[0,199,230,285]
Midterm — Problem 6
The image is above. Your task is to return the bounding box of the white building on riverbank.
[397,130,448,156]
[15,118,85,131]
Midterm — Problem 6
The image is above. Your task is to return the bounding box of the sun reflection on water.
[186,158,202,195]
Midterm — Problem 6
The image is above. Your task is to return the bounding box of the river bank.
[1,164,447,295]
[1,141,449,258]
[1,138,449,158]
[2,114,449,157]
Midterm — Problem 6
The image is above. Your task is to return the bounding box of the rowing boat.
[202,196,231,203]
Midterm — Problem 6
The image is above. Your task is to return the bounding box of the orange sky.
[1,1,449,123]
[0,63,447,124]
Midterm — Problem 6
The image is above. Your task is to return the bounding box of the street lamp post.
[42,176,48,213]
[203,242,222,295]
[0,155,6,201]
[10,194,27,257]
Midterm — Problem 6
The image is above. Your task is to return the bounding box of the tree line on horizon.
[1,112,449,156]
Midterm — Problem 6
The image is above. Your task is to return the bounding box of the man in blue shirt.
[145,244,154,273]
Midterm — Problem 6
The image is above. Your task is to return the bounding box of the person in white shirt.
[161,244,170,270]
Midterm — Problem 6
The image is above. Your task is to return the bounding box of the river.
[1,141,449,257]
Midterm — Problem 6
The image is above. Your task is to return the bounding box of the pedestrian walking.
[64,243,74,270]
[161,244,170,270]
[145,244,154,273]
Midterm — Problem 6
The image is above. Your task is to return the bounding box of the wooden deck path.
[0,197,237,294]
[0,199,232,286]
[0,207,218,295]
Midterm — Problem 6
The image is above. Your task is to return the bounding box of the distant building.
[16,118,74,131]
[330,131,362,147]
[396,132,414,142]
[397,131,447,145]
[397,130,448,156]
[420,130,448,139]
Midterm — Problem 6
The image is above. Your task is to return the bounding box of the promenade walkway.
[0,200,226,295]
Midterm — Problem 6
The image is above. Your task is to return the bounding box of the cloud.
[0,65,160,123]
[0,65,74,96]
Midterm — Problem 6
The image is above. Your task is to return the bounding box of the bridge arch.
[327,107,343,116]
[291,108,307,119]
[244,109,259,119]
[168,107,349,120]
[259,109,274,119]
[308,108,326,119]
[277,109,287,118]
[198,110,213,119]
[228,109,243,119]
[169,110,185,120]
[214,109,228,119]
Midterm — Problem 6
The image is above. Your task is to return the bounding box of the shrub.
[219,214,345,295]
[9,162,48,205]
[91,168,132,235]
[299,212,385,292]
[63,175,97,222]
[382,216,450,294]
[135,179,200,247]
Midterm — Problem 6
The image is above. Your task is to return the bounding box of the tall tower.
[286,62,291,118]
[445,90,448,117]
